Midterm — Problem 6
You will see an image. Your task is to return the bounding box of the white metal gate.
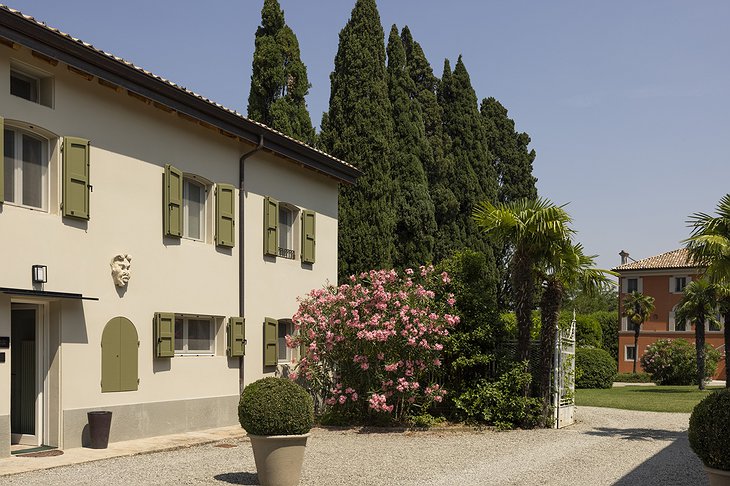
[552,314,576,429]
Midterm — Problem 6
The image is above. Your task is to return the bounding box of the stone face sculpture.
[111,254,132,287]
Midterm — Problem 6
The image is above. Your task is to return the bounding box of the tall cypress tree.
[320,0,395,280]
[438,56,497,255]
[386,25,436,269]
[401,27,459,262]
[247,0,315,144]
[481,97,537,203]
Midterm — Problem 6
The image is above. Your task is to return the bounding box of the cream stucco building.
[0,6,358,456]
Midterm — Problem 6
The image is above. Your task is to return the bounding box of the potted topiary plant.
[688,389,730,486]
[239,377,314,486]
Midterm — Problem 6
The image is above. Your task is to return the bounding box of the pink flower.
[339,395,347,405]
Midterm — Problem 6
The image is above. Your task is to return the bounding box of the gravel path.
[4,406,706,485]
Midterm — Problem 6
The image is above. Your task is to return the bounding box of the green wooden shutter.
[118,317,139,391]
[62,137,90,219]
[264,317,278,366]
[263,196,279,256]
[164,164,183,237]
[215,183,236,248]
[301,210,316,264]
[0,116,4,203]
[101,318,121,392]
[227,317,245,357]
[154,312,175,358]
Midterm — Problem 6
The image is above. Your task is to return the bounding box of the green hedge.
[614,372,652,383]
[689,389,730,470]
[576,347,616,389]
[238,377,314,436]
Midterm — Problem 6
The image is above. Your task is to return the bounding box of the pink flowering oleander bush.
[640,338,721,385]
[288,266,459,423]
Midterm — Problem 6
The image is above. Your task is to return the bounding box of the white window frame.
[624,345,636,362]
[3,125,49,211]
[622,276,643,294]
[277,319,293,363]
[670,276,690,294]
[182,174,209,242]
[9,62,54,108]
[278,204,297,259]
[174,316,215,356]
[10,69,40,103]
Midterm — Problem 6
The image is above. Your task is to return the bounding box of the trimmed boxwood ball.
[688,389,730,470]
[239,377,314,436]
[575,347,616,389]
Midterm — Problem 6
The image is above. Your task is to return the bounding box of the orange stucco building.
[613,248,726,380]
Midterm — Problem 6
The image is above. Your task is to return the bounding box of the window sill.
[174,353,215,357]
[2,201,49,212]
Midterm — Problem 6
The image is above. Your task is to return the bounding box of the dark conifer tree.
[247,0,315,144]
[438,56,497,255]
[481,97,538,203]
[386,25,437,269]
[319,0,395,281]
[401,27,459,262]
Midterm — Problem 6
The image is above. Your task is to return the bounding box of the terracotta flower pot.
[705,466,730,486]
[248,433,310,486]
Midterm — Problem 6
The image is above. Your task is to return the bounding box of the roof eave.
[0,9,360,184]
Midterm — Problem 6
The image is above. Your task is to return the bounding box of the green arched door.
[101,317,139,392]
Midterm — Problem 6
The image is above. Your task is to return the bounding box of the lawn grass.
[576,385,725,413]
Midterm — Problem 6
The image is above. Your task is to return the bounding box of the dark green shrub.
[239,377,314,436]
[640,339,722,385]
[408,413,445,429]
[453,361,543,430]
[591,310,619,361]
[689,389,730,470]
[576,347,616,389]
[559,312,602,348]
[614,372,652,383]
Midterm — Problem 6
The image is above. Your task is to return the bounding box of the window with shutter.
[215,183,236,248]
[164,164,183,237]
[154,312,175,358]
[301,210,316,264]
[264,196,279,256]
[62,136,91,219]
[264,317,278,366]
[227,317,245,357]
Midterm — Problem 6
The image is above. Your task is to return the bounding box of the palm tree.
[622,292,655,374]
[685,194,730,387]
[675,279,720,390]
[473,198,572,361]
[537,241,615,419]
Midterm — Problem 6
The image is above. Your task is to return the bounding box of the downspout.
[238,134,265,393]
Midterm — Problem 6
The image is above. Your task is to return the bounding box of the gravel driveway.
[4,406,706,485]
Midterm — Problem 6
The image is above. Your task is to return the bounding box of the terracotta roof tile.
[612,248,702,271]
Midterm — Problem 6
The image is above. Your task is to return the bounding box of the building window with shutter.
[278,319,294,363]
[3,125,49,210]
[627,278,638,293]
[673,276,688,293]
[174,316,216,355]
[625,345,636,362]
[278,205,296,259]
[183,176,206,241]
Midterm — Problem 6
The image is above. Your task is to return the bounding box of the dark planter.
[87,411,112,449]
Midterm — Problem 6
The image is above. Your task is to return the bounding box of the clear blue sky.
[7,0,730,270]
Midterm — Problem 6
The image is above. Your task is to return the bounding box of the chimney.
[619,250,630,265]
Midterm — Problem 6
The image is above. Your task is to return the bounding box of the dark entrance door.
[11,308,37,443]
